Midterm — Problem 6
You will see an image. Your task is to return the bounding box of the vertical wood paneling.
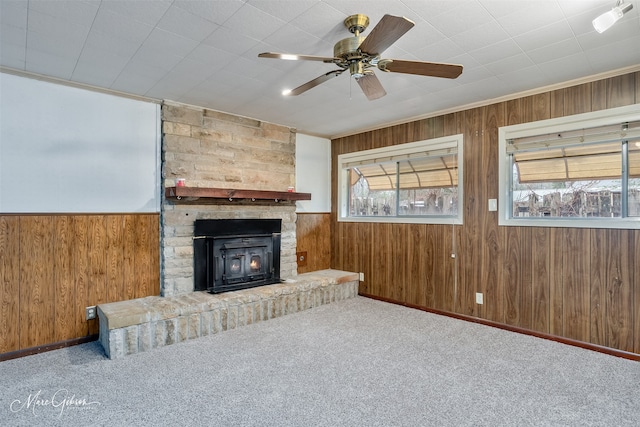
[87,216,107,335]
[504,227,522,326]
[549,228,564,336]
[372,223,393,299]
[54,216,76,342]
[550,89,564,119]
[295,213,331,274]
[482,103,502,323]
[330,218,343,274]
[330,218,340,270]
[518,95,546,332]
[562,229,591,342]
[107,216,125,302]
[440,224,458,313]
[462,108,482,316]
[344,220,359,279]
[606,73,636,108]
[134,215,149,299]
[19,217,55,348]
[391,224,407,302]
[591,80,607,111]
[422,225,437,308]
[73,216,90,338]
[506,99,524,125]
[604,229,633,352]
[135,215,155,298]
[520,227,533,330]
[358,222,372,296]
[406,224,427,307]
[0,217,20,353]
[431,115,445,139]
[531,228,550,333]
[503,100,523,327]
[0,214,160,356]
[123,215,137,300]
[330,70,639,355]
[523,93,551,122]
[148,217,160,297]
[590,229,607,346]
[442,113,459,137]
[563,84,591,115]
[144,214,159,297]
[441,112,461,315]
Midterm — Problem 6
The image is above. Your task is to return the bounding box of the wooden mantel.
[165,186,311,202]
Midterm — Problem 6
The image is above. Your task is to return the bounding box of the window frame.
[337,134,464,224]
[498,104,640,230]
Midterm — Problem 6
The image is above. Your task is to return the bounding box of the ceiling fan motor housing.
[334,36,366,61]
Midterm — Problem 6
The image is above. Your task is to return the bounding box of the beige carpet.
[1,296,638,426]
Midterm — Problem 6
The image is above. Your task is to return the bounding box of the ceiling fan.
[258,14,463,101]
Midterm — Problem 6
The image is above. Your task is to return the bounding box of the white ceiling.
[1,0,639,138]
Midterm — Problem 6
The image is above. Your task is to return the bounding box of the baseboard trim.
[0,335,99,362]
[360,293,640,362]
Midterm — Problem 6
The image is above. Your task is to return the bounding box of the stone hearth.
[98,270,358,359]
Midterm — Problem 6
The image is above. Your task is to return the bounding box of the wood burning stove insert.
[193,219,281,293]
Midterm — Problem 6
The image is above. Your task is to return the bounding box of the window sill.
[338,215,462,225]
[498,216,640,230]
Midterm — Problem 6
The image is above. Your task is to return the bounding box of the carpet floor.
[1,296,638,426]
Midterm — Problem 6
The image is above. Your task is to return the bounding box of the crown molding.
[0,66,161,105]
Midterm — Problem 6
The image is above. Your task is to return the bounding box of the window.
[498,104,640,229]
[337,134,463,224]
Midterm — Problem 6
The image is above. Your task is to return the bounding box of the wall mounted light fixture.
[592,1,634,33]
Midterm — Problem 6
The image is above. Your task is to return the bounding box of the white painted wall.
[295,133,331,213]
[0,72,160,213]
[0,72,331,214]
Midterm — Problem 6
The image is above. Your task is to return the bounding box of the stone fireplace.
[98,102,359,359]
[160,102,298,297]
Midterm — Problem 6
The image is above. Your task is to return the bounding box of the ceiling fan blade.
[258,52,340,63]
[356,73,387,100]
[358,14,415,55]
[286,69,346,96]
[379,59,463,79]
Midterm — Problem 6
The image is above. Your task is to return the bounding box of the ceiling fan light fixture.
[592,1,633,33]
[282,89,292,96]
[349,61,365,78]
[280,54,298,60]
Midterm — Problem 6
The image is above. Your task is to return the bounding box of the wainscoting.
[331,71,640,356]
[0,214,160,357]
[296,213,331,274]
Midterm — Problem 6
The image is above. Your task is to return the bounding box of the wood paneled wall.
[0,214,160,355]
[296,213,331,274]
[331,72,640,355]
